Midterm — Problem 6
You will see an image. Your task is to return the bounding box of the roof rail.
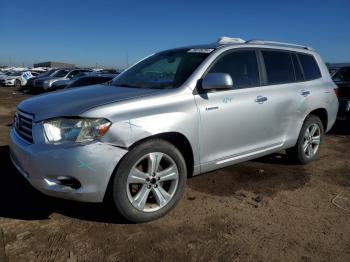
[245,40,314,51]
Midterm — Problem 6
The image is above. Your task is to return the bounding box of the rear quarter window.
[298,53,322,80]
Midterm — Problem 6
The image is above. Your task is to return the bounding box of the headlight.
[43,118,111,144]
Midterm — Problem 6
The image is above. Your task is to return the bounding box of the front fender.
[82,87,201,168]
[100,112,190,148]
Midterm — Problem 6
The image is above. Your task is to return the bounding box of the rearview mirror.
[202,73,233,90]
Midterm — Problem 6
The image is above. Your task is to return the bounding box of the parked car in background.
[25,69,59,93]
[53,71,119,90]
[51,71,90,90]
[329,64,350,120]
[9,37,338,223]
[64,73,117,89]
[98,69,120,74]
[0,71,34,89]
[0,71,12,80]
[32,68,92,91]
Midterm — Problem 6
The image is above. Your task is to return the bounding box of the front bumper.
[9,126,128,202]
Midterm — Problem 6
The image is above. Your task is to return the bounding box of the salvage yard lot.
[0,88,349,261]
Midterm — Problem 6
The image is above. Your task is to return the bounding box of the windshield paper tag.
[187,48,214,53]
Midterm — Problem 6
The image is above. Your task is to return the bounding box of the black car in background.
[65,74,118,89]
[329,64,350,120]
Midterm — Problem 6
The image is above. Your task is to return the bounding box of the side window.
[262,50,295,84]
[298,54,322,80]
[208,50,260,89]
[291,53,304,81]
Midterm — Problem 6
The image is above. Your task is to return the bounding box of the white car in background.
[0,71,35,89]
[0,71,11,80]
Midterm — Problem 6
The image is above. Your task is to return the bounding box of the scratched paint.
[125,119,140,131]
[222,96,233,103]
[77,157,97,172]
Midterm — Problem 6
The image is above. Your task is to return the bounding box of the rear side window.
[262,51,295,84]
[298,54,321,80]
[208,50,260,89]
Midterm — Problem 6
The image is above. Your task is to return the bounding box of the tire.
[14,79,21,90]
[286,115,324,165]
[111,139,187,223]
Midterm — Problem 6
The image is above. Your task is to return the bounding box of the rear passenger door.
[259,49,306,146]
[195,49,285,166]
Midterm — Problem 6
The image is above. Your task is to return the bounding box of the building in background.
[33,61,76,68]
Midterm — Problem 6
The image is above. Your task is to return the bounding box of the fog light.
[57,176,81,189]
[44,176,81,190]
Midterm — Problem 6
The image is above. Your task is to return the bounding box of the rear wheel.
[111,139,187,223]
[286,115,324,164]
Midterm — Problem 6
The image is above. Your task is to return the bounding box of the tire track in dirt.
[36,232,67,262]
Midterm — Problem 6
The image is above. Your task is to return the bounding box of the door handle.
[301,90,310,97]
[255,95,268,104]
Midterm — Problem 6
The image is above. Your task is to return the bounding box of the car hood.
[18,84,160,122]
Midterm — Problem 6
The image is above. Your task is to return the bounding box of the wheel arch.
[129,132,194,178]
[103,131,194,202]
[307,108,328,131]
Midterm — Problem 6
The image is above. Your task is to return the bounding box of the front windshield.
[52,69,70,77]
[111,49,212,89]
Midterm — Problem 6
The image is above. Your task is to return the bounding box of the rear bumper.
[9,126,128,202]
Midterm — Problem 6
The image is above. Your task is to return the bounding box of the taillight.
[334,86,339,97]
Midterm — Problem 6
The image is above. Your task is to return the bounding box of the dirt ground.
[0,87,349,262]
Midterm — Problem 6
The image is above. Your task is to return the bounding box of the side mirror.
[202,73,233,90]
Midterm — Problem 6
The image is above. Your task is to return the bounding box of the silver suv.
[9,37,338,222]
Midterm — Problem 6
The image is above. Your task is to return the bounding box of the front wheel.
[14,79,21,89]
[286,115,324,164]
[111,139,187,223]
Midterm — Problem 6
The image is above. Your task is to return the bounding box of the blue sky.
[1,0,349,68]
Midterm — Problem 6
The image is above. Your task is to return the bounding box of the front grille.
[15,110,34,143]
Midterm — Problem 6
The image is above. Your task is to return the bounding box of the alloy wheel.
[303,123,321,159]
[126,152,179,212]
